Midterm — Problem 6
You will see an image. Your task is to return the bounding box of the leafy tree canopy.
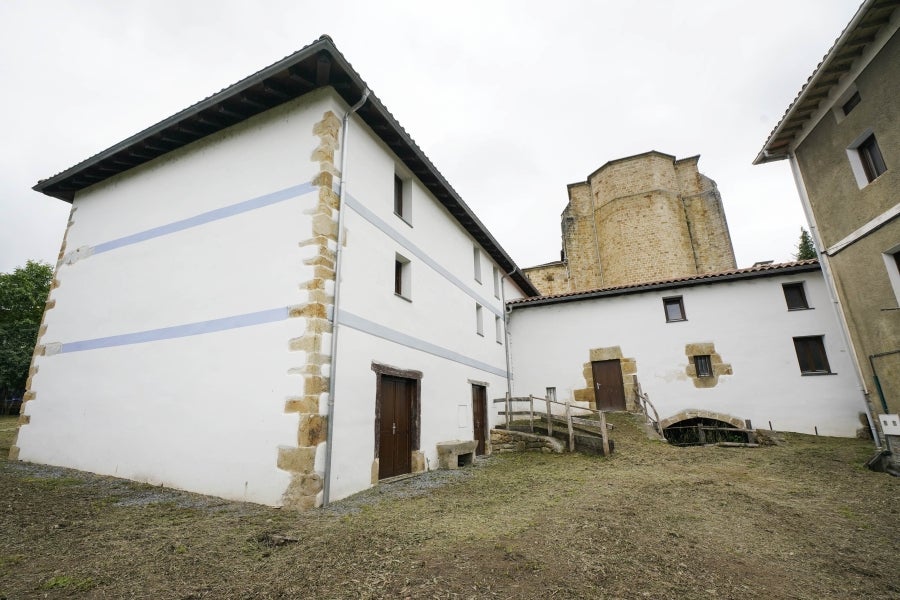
[0,261,53,399]
[795,227,817,261]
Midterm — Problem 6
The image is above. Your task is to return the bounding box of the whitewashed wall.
[327,107,525,501]
[508,271,865,437]
[18,90,340,505]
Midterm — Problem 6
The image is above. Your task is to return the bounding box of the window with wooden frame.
[663,296,686,322]
[394,254,411,299]
[859,134,887,182]
[394,173,411,224]
[848,132,887,187]
[475,304,484,336]
[693,355,713,378]
[782,282,810,310]
[793,336,831,375]
[473,247,482,283]
[841,91,861,116]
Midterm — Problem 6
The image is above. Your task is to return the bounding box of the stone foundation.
[490,429,565,454]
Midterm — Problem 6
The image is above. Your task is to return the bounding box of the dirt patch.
[0,414,898,598]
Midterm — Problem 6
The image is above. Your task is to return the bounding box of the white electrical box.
[878,414,900,435]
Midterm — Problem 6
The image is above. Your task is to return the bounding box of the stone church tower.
[524,151,736,295]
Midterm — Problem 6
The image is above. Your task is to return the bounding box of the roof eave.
[754,0,888,165]
[32,36,540,296]
[508,261,821,308]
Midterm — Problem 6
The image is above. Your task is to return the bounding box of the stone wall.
[525,151,737,296]
[490,429,564,453]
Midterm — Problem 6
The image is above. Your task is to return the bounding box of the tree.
[0,261,53,409]
[795,227,817,260]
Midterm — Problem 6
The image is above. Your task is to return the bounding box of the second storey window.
[394,254,411,299]
[493,266,501,299]
[495,315,503,344]
[394,173,411,224]
[859,134,887,182]
[793,336,831,375]
[473,247,482,283]
[783,282,810,310]
[849,132,887,187]
[475,304,484,336]
[663,296,686,322]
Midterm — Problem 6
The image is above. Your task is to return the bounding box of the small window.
[473,247,482,283]
[394,174,411,223]
[793,336,831,374]
[859,134,887,182]
[495,315,503,344]
[882,248,900,306]
[493,266,501,299]
[694,355,713,378]
[475,304,484,336]
[849,132,887,187]
[546,387,556,402]
[841,91,861,116]
[783,283,810,310]
[394,254,411,299]
[663,297,686,322]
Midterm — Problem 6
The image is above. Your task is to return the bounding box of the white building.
[508,260,866,437]
[14,36,538,509]
[13,37,871,508]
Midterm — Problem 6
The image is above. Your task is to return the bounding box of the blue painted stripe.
[342,192,504,318]
[92,182,316,255]
[338,309,507,378]
[59,307,289,353]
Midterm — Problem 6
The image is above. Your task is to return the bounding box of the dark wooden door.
[591,359,626,411]
[379,376,413,479]
[472,384,487,455]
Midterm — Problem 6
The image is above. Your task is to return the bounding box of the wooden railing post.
[529,395,535,433]
[566,399,575,452]
[599,410,610,456]
[505,392,511,428]
[546,395,553,436]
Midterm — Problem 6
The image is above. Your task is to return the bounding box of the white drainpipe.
[322,89,370,506]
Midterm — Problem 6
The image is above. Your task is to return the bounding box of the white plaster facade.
[18,40,533,507]
[327,105,522,501]
[508,266,866,437]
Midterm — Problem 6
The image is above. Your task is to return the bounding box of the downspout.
[500,270,517,396]
[788,153,881,447]
[323,88,370,506]
[870,350,900,413]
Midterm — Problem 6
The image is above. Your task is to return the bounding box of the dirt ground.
[1,413,898,599]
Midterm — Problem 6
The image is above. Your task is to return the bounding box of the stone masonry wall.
[523,151,736,295]
[490,429,564,453]
[278,110,341,510]
[8,206,76,461]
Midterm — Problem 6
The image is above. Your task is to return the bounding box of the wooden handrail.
[496,394,611,456]
[633,375,663,436]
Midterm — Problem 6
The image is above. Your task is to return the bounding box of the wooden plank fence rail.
[492,394,612,456]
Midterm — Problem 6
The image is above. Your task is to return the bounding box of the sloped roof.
[754,0,899,164]
[33,35,540,297]
[508,259,820,308]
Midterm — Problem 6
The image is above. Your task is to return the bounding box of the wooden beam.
[217,104,246,120]
[316,52,331,86]
[262,81,290,100]
[287,66,314,88]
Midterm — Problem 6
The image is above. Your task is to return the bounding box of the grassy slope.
[0,413,897,599]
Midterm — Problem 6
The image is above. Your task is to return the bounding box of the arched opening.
[663,417,751,446]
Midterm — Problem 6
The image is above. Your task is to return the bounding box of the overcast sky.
[0,0,863,275]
